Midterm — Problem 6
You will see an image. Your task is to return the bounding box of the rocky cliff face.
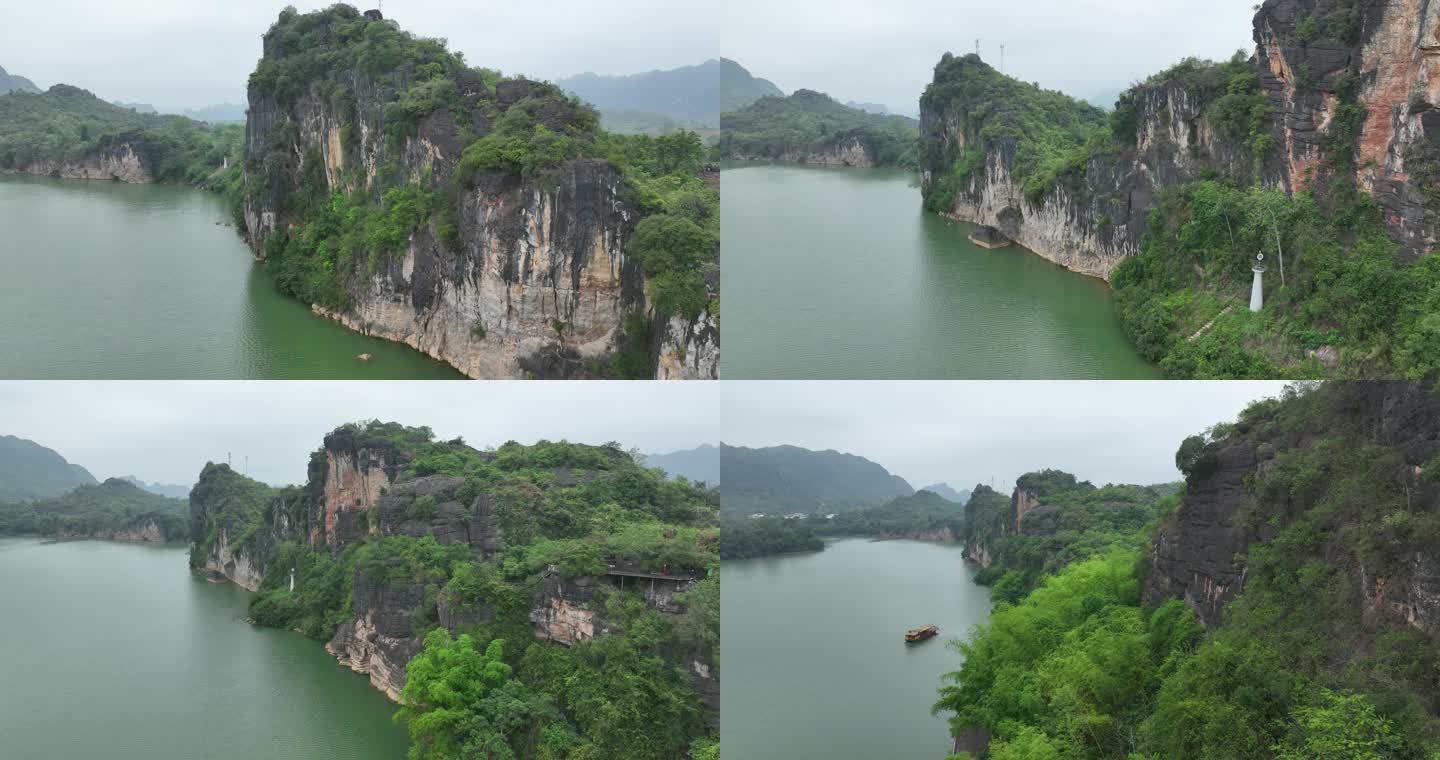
[190,428,710,713]
[1144,382,1440,635]
[920,0,1439,279]
[198,524,267,591]
[727,130,879,167]
[656,309,721,380]
[240,11,705,379]
[4,135,153,183]
[57,517,168,543]
[1258,0,1440,258]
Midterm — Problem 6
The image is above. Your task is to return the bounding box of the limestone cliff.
[727,130,879,167]
[189,423,717,724]
[1144,382,1440,636]
[920,0,1440,280]
[240,7,714,379]
[4,133,154,183]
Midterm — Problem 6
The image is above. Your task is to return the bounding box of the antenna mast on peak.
[974,39,980,58]
[1001,44,1005,73]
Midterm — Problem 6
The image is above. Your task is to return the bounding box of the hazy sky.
[1,0,715,113]
[0,382,720,487]
[723,381,1289,491]
[724,0,1259,113]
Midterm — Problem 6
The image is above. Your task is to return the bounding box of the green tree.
[1273,689,1403,760]
[398,631,518,760]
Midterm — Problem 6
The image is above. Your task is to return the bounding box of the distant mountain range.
[111,101,245,123]
[720,58,783,112]
[118,476,192,500]
[0,435,96,503]
[720,444,913,515]
[642,444,720,485]
[845,101,889,115]
[558,60,719,129]
[919,483,972,504]
[180,103,246,123]
[0,478,187,540]
[0,64,40,95]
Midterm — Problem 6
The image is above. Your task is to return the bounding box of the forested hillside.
[920,0,1440,378]
[238,5,718,379]
[0,64,40,95]
[939,382,1440,758]
[558,60,720,127]
[0,434,96,503]
[0,83,241,188]
[719,443,912,515]
[0,478,186,541]
[192,421,719,759]
[719,58,782,112]
[721,89,919,168]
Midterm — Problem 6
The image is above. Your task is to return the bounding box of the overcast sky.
[0,382,719,487]
[724,0,1258,114]
[723,381,1289,491]
[1,0,715,113]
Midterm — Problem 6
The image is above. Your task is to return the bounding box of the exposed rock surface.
[4,136,154,183]
[57,518,167,543]
[655,309,721,380]
[1144,383,1440,635]
[920,0,1440,280]
[240,12,713,378]
[327,568,427,700]
[190,430,707,716]
[198,525,266,591]
[728,131,879,167]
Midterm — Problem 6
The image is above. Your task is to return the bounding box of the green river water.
[0,175,461,379]
[0,537,409,759]
[721,538,993,759]
[721,163,1160,379]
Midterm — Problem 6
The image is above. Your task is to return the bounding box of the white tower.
[1250,253,1267,312]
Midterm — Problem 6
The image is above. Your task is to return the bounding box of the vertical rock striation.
[1144,382,1440,635]
[240,8,715,378]
[920,0,1440,280]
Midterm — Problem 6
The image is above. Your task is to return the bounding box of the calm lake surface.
[721,163,1160,378]
[0,175,461,378]
[721,538,992,759]
[0,538,409,759]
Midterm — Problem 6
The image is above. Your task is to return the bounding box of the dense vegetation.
[1114,176,1440,379]
[815,490,967,539]
[939,383,1440,758]
[0,83,242,189]
[719,443,913,516]
[721,89,919,168]
[0,434,96,503]
[196,421,719,759]
[965,473,1179,603]
[923,19,1440,378]
[1107,46,1440,379]
[719,58,784,113]
[246,6,718,377]
[921,53,1109,212]
[719,516,823,559]
[0,478,186,539]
